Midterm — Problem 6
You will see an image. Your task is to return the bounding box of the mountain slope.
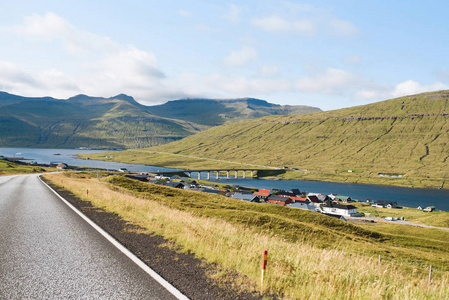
[143,90,449,188]
[147,97,321,126]
[0,92,200,149]
[0,92,319,149]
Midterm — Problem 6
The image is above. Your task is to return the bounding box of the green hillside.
[0,92,319,149]
[100,90,449,189]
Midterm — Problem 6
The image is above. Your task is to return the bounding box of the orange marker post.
[261,250,268,288]
[86,189,89,198]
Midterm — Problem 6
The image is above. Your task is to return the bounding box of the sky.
[1,0,449,110]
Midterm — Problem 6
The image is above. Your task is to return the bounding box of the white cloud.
[206,74,291,95]
[223,46,257,67]
[251,15,316,36]
[101,47,165,82]
[260,65,280,76]
[352,79,449,101]
[13,12,67,39]
[392,80,449,98]
[295,68,395,101]
[13,12,118,56]
[2,12,172,102]
[222,4,242,24]
[0,61,40,88]
[295,68,362,95]
[0,61,80,98]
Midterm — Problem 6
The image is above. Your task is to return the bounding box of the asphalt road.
[0,174,183,299]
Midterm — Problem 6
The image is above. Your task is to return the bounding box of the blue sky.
[1,1,448,110]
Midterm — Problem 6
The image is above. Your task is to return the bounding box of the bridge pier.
[198,172,201,180]
[226,171,230,179]
[216,171,219,179]
[207,172,210,180]
[243,171,246,179]
[235,170,238,179]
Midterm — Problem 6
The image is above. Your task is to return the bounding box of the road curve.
[0,174,184,299]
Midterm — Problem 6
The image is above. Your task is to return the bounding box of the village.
[123,172,437,222]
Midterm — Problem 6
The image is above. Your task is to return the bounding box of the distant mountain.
[0,92,319,149]
[144,90,449,188]
[147,97,320,127]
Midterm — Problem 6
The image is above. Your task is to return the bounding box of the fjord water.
[2,147,448,212]
[0,147,179,173]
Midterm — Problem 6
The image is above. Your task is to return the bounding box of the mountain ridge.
[0,91,319,149]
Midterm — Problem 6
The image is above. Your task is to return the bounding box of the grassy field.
[43,172,449,299]
[0,160,48,175]
[354,203,449,228]
[82,90,449,189]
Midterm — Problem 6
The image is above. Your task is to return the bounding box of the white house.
[322,202,357,217]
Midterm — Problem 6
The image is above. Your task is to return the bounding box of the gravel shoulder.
[41,176,266,300]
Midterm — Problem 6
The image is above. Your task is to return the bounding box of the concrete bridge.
[154,169,264,180]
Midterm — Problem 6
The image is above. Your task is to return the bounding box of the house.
[288,201,316,212]
[333,195,352,203]
[291,189,302,196]
[307,195,323,206]
[277,191,296,198]
[290,196,308,202]
[165,181,186,189]
[307,193,329,202]
[56,163,68,169]
[322,202,357,217]
[423,206,435,212]
[266,195,292,206]
[372,200,398,209]
[230,192,260,202]
[253,190,271,199]
[155,174,177,180]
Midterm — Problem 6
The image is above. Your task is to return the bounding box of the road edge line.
[38,175,189,300]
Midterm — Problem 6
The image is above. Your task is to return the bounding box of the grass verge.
[43,172,449,299]
[0,160,49,175]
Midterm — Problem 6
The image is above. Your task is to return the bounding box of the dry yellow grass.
[44,172,449,299]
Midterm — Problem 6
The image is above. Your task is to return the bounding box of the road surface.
[0,174,184,299]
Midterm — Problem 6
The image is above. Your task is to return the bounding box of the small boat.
[54,153,61,155]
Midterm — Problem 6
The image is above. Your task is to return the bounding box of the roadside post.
[261,250,268,288]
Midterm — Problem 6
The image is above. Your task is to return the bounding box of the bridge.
[153,169,266,180]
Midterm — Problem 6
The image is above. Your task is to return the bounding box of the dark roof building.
[230,192,260,202]
[267,195,292,206]
[373,200,399,208]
